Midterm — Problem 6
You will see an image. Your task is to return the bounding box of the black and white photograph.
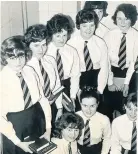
[0,1,138,154]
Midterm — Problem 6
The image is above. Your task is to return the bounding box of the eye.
[75,129,79,132]
[56,35,60,38]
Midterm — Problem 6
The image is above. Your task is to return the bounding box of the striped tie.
[118,34,126,70]
[134,56,138,73]
[56,49,64,83]
[39,60,51,98]
[19,73,32,109]
[83,119,91,147]
[84,41,93,71]
[131,122,137,151]
[68,142,72,154]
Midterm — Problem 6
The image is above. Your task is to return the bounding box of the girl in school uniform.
[104,3,138,121]
[45,14,81,111]
[51,112,84,154]
[0,36,51,154]
[24,24,63,123]
[83,1,117,38]
[110,92,137,154]
[68,9,108,98]
[76,86,111,154]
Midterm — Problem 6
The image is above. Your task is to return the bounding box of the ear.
[29,42,35,50]
[29,42,40,49]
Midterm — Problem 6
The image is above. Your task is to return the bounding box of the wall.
[38,1,79,24]
[1,1,39,43]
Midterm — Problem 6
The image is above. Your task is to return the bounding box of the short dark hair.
[83,1,108,17]
[46,14,74,44]
[24,24,47,46]
[76,9,99,30]
[1,35,32,66]
[112,3,137,26]
[52,112,84,140]
[80,86,100,103]
[124,92,137,107]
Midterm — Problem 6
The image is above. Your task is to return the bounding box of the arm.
[52,60,63,120]
[33,69,52,140]
[110,120,122,154]
[97,41,108,94]
[101,117,111,154]
[70,48,81,99]
[0,78,21,145]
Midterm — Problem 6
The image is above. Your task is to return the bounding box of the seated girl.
[51,112,84,154]
[77,86,111,154]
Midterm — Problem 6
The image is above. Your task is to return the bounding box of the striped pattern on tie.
[83,119,91,147]
[84,41,93,71]
[68,142,72,154]
[19,74,32,109]
[56,49,64,82]
[134,56,138,73]
[118,34,126,70]
[39,60,51,98]
[131,122,137,151]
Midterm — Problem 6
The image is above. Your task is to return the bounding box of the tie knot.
[133,122,136,127]
[17,72,22,78]
[57,49,59,52]
[85,41,88,44]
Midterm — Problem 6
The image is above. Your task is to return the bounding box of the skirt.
[78,142,102,154]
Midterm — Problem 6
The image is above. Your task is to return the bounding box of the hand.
[108,84,118,92]
[123,84,129,97]
[55,108,63,121]
[39,131,50,141]
[49,99,55,105]
[17,141,35,153]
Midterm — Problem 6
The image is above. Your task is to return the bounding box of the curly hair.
[46,14,74,44]
[80,86,100,103]
[52,112,84,140]
[76,9,99,30]
[83,1,108,17]
[24,24,47,46]
[112,3,137,26]
[1,35,32,66]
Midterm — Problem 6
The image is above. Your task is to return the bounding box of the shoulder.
[65,44,78,56]
[51,138,63,146]
[96,112,110,124]
[112,114,126,126]
[27,57,39,67]
[44,55,56,65]
[93,35,107,49]
[66,43,77,51]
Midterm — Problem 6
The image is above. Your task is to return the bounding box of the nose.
[16,58,21,65]
[58,36,64,42]
[120,19,126,25]
[70,130,75,137]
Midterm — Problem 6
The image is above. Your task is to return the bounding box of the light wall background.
[1,1,138,43]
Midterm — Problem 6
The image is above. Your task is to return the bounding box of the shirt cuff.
[97,87,103,94]
[9,134,21,145]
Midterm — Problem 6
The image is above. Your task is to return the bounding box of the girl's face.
[81,97,98,118]
[52,29,68,47]
[116,11,131,33]
[94,9,104,21]
[62,124,79,142]
[80,21,95,40]
[6,53,26,73]
[29,39,47,59]
[125,102,137,121]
